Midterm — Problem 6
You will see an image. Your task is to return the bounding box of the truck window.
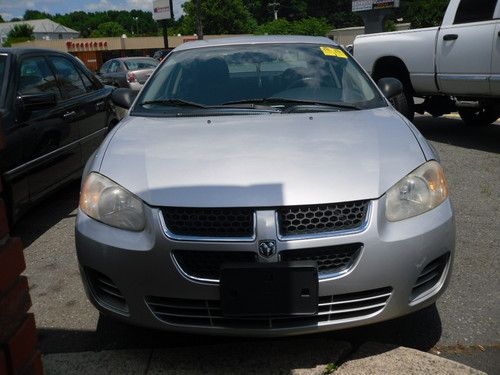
[454,0,496,24]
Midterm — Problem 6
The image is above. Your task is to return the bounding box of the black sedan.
[0,48,118,222]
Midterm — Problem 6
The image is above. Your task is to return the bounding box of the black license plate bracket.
[220,261,318,317]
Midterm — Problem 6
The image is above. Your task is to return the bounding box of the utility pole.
[161,20,169,49]
[268,1,280,20]
[195,0,203,39]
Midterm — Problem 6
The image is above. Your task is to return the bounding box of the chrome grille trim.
[146,287,392,329]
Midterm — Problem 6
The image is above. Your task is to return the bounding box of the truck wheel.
[458,106,500,126]
[380,76,414,121]
[389,91,410,120]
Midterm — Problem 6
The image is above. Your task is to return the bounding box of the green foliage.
[256,17,332,36]
[255,19,293,35]
[23,10,53,20]
[90,21,126,37]
[384,20,397,32]
[180,0,257,35]
[0,15,4,23]
[400,0,449,28]
[324,363,338,374]
[4,24,34,47]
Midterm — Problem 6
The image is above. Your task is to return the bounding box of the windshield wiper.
[222,97,361,111]
[141,98,208,108]
[141,98,279,112]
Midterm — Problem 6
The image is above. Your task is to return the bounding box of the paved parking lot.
[14,115,499,374]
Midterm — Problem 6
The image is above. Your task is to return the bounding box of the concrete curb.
[42,341,486,375]
[335,342,486,375]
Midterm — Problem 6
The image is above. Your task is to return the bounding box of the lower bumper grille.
[411,253,449,299]
[146,287,392,329]
[172,250,257,281]
[280,244,362,277]
[86,269,129,314]
[172,244,362,282]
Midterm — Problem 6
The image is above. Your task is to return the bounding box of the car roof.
[117,56,157,61]
[174,35,338,52]
[0,47,71,56]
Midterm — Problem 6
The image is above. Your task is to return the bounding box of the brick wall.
[0,132,43,374]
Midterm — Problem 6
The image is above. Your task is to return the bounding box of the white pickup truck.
[353,0,500,126]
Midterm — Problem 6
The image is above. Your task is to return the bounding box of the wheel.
[380,76,414,121]
[389,91,410,119]
[458,106,500,126]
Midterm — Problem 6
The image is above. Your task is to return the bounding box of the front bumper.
[75,197,454,336]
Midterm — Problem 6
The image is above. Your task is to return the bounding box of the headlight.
[79,172,145,231]
[386,160,448,222]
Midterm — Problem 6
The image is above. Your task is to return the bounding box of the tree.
[23,10,53,20]
[90,21,126,37]
[180,0,257,35]
[0,15,4,23]
[4,24,34,47]
[399,0,449,28]
[256,17,331,36]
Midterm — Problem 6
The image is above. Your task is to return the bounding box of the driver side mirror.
[112,88,138,109]
[18,92,57,111]
[377,78,404,100]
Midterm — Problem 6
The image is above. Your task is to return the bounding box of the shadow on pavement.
[37,304,442,367]
[13,180,80,247]
[413,116,500,154]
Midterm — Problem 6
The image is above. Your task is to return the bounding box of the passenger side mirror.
[18,92,57,111]
[377,78,404,100]
[112,88,138,109]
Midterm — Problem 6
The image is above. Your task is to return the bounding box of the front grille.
[172,250,257,281]
[280,244,362,277]
[86,269,129,314]
[173,244,361,282]
[411,253,449,299]
[161,207,254,238]
[277,200,369,237]
[146,287,392,329]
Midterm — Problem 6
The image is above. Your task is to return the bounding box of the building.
[0,19,79,46]
[12,35,246,72]
[328,23,411,46]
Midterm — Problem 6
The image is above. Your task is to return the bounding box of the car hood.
[99,107,425,207]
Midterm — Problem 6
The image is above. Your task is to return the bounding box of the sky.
[0,0,187,21]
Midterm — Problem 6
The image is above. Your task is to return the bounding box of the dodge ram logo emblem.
[259,240,276,258]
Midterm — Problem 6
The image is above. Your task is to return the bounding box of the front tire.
[458,106,500,126]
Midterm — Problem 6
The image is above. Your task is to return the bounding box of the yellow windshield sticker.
[320,46,348,59]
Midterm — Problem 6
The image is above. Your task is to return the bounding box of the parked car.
[0,48,118,222]
[98,57,158,90]
[76,36,454,336]
[153,49,170,61]
[353,0,500,125]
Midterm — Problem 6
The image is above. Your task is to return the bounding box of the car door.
[490,4,500,95]
[436,0,497,95]
[15,54,82,203]
[106,60,124,87]
[73,61,112,163]
[47,55,111,168]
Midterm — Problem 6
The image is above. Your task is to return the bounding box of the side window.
[454,0,496,24]
[18,56,60,97]
[49,56,87,99]
[109,61,121,73]
[78,68,96,91]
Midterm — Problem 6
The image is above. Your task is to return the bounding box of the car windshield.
[135,43,386,115]
[124,58,158,70]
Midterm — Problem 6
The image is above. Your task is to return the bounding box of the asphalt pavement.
[14,114,499,374]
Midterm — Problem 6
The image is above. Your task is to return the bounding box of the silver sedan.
[75,36,454,336]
